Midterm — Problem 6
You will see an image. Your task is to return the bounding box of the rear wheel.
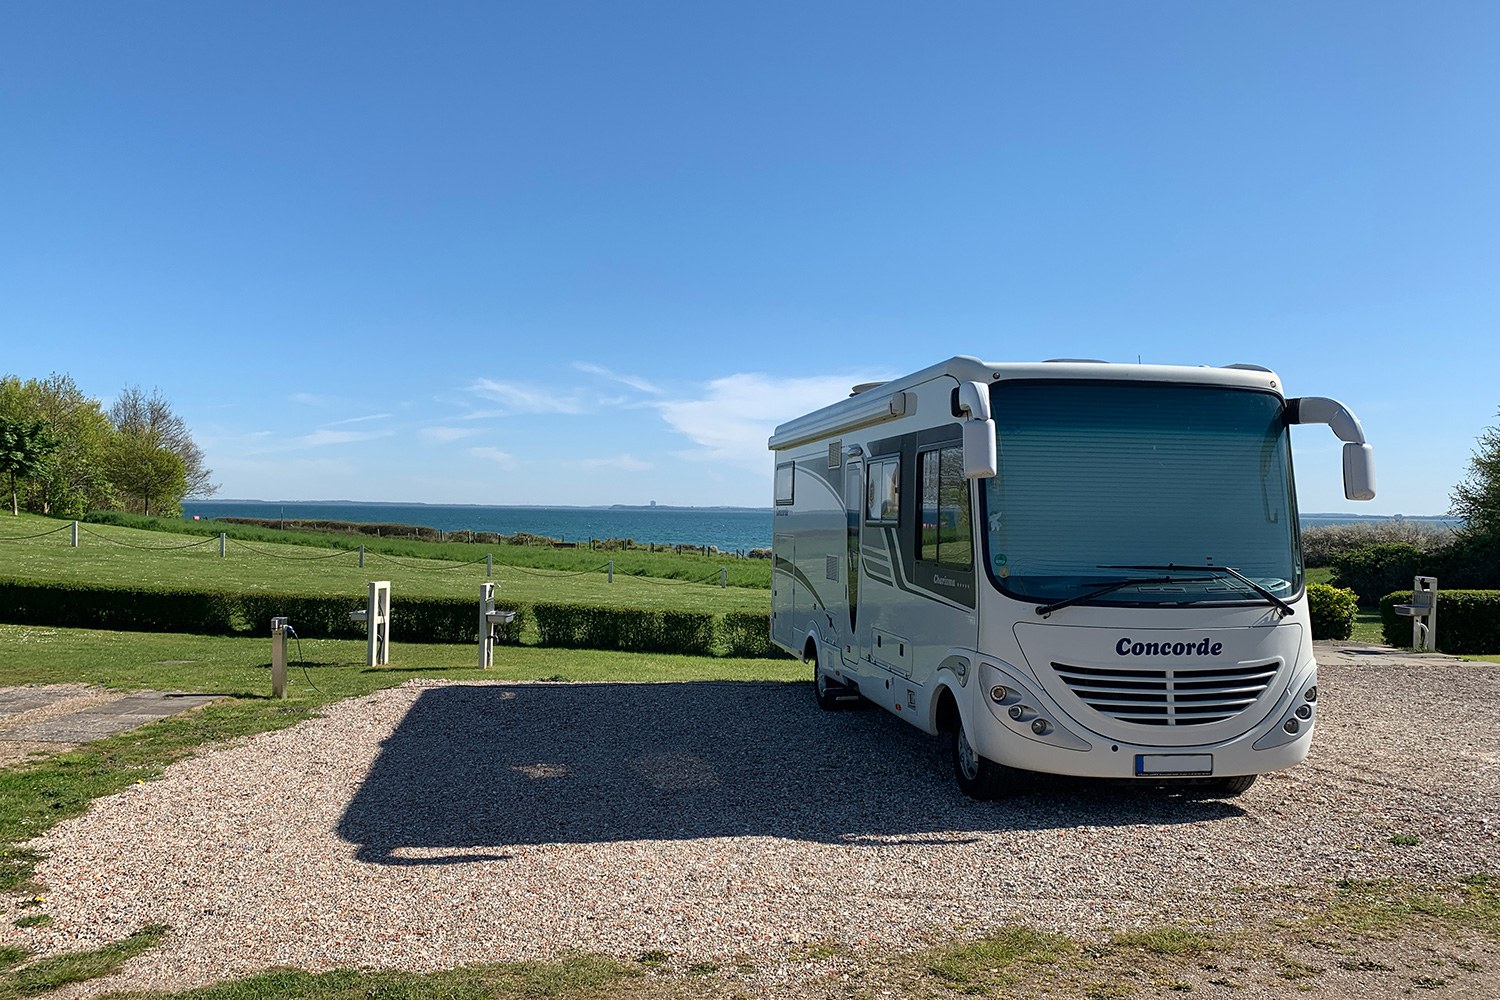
[811,645,845,711]
[1206,773,1258,796]
[952,715,1007,800]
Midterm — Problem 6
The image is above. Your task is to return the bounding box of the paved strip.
[0,687,78,720]
[0,692,220,743]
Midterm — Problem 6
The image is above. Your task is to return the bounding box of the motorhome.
[767,357,1375,798]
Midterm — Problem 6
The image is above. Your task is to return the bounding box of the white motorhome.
[768,357,1375,798]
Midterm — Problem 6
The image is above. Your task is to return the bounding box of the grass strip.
[127,953,640,1000]
[0,924,168,999]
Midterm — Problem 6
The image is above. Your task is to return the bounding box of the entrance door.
[843,460,862,668]
[772,532,794,648]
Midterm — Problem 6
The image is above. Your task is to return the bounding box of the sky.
[2,2,1496,512]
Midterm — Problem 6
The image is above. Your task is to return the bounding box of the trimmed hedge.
[530,603,716,655]
[0,578,524,645]
[0,578,781,656]
[1307,583,1357,640]
[1379,589,1500,655]
[1330,542,1425,607]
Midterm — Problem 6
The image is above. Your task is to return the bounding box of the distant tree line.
[0,373,217,518]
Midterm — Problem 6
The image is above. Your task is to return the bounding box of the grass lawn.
[0,513,768,614]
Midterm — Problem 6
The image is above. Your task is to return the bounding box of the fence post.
[71,521,79,547]
[487,553,492,577]
[219,532,226,558]
[721,566,727,588]
[359,544,365,568]
[608,560,614,583]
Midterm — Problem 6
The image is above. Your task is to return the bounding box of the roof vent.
[1043,358,1108,364]
[850,381,888,396]
[1222,363,1272,372]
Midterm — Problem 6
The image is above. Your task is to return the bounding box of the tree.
[0,373,117,516]
[110,386,218,500]
[0,417,59,516]
[105,430,188,517]
[1450,407,1500,539]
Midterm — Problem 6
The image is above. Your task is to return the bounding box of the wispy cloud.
[577,453,653,471]
[657,372,887,473]
[573,361,661,395]
[470,446,516,468]
[468,378,587,415]
[294,429,395,449]
[420,426,483,444]
[290,392,332,407]
[325,413,391,427]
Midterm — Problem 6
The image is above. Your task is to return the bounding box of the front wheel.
[952,716,1008,800]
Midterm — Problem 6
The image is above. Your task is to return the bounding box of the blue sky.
[2,2,1495,511]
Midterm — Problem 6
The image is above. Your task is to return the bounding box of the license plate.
[1136,754,1213,776]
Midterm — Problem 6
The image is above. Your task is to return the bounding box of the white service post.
[348,581,392,665]
[270,616,289,699]
[1394,576,1438,652]
[478,582,517,668]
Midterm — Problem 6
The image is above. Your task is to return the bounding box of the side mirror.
[958,381,997,479]
[1342,443,1376,501]
[1286,395,1376,501]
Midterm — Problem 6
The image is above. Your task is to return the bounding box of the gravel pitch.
[6,651,1499,997]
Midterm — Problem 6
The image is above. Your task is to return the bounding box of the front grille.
[1051,660,1278,726]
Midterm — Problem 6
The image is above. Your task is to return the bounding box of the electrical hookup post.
[270,616,289,698]
[348,581,392,666]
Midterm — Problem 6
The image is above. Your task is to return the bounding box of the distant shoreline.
[203,499,773,513]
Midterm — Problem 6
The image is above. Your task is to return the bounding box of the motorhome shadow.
[338,683,1246,865]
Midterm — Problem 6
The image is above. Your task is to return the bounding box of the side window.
[774,462,794,505]
[917,445,972,568]
[865,457,900,522]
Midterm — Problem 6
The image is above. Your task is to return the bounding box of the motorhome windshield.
[980,380,1302,606]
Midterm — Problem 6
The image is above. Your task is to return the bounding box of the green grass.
[0,513,768,614]
[0,622,804,889]
[85,510,774,587]
[53,952,640,1000]
[0,924,168,999]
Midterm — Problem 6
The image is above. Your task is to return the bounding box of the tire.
[1206,773,1258,796]
[952,714,1007,800]
[811,645,844,711]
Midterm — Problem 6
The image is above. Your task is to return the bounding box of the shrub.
[1380,589,1500,654]
[1330,543,1427,607]
[1306,583,1357,640]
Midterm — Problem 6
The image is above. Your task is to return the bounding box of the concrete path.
[0,686,81,720]
[1311,639,1466,667]
[0,688,221,745]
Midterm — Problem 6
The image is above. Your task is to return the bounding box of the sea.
[180,501,1460,554]
[181,501,774,553]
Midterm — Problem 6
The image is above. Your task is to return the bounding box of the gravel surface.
[5,649,1498,997]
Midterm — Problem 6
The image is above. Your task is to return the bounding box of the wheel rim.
[816,670,827,696]
[956,722,980,780]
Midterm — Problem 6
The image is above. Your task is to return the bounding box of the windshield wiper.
[1099,564,1295,618]
[1035,576,1215,617]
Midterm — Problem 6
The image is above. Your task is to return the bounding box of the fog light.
[1304,686,1318,702]
[991,686,1008,703]
[1031,718,1050,735]
[1295,704,1313,720]
[1283,718,1300,735]
[1008,705,1024,721]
